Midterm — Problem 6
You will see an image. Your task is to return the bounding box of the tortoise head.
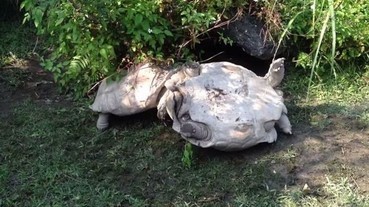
[264,58,285,88]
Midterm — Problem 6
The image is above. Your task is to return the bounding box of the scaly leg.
[96,113,110,131]
[277,113,292,134]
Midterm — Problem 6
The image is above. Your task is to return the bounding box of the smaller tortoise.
[89,63,198,130]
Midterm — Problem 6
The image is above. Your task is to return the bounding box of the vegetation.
[19,0,245,97]
[1,0,369,206]
[0,21,37,68]
[1,21,369,205]
[1,65,369,206]
[275,0,369,96]
[16,0,369,97]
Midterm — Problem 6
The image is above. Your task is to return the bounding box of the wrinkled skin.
[157,58,291,151]
[91,59,292,151]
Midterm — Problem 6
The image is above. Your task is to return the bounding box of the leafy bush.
[21,0,245,97]
[21,0,369,97]
[275,0,369,76]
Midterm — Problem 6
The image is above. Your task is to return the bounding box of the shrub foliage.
[20,0,369,97]
[277,0,369,75]
[21,0,245,97]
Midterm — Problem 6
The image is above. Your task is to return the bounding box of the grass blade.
[273,11,304,60]
[328,0,337,78]
[307,7,331,101]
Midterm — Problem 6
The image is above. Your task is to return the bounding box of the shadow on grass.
[1,74,368,206]
[86,100,369,206]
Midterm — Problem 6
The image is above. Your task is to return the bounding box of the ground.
[1,19,369,207]
[1,57,369,206]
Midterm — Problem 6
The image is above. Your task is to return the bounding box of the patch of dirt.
[1,60,369,196]
[281,118,369,193]
[0,59,67,118]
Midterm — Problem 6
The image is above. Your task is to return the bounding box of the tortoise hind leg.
[96,113,110,131]
[277,113,292,135]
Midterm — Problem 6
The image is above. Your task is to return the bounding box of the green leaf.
[134,32,142,41]
[141,21,150,31]
[55,18,64,27]
[134,14,143,26]
[149,39,156,49]
[100,48,108,59]
[55,14,65,26]
[33,8,44,28]
[22,13,30,24]
[142,33,151,41]
[152,28,162,35]
[158,36,164,45]
[164,30,173,36]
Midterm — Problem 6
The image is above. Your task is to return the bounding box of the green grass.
[282,67,369,126]
[0,21,38,67]
[2,18,369,207]
[0,100,285,206]
[0,68,30,90]
[279,177,369,207]
[1,89,368,206]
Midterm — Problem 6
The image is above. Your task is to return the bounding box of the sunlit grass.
[0,101,282,206]
[2,97,368,206]
[283,67,369,128]
[279,177,369,207]
[307,0,337,100]
[1,9,369,206]
[284,67,369,106]
[0,21,38,67]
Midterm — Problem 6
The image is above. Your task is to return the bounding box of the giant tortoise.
[90,58,292,151]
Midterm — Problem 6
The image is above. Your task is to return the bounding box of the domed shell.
[167,61,288,151]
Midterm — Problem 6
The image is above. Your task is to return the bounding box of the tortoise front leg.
[96,113,110,131]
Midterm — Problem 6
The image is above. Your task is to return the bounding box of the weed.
[182,142,194,169]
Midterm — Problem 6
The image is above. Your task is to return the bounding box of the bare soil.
[0,60,65,118]
[283,116,369,192]
[1,61,369,195]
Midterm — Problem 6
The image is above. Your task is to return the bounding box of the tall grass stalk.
[307,0,336,101]
[273,1,337,101]
[273,11,304,60]
[312,0,316,32]
[328,0,337,77]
